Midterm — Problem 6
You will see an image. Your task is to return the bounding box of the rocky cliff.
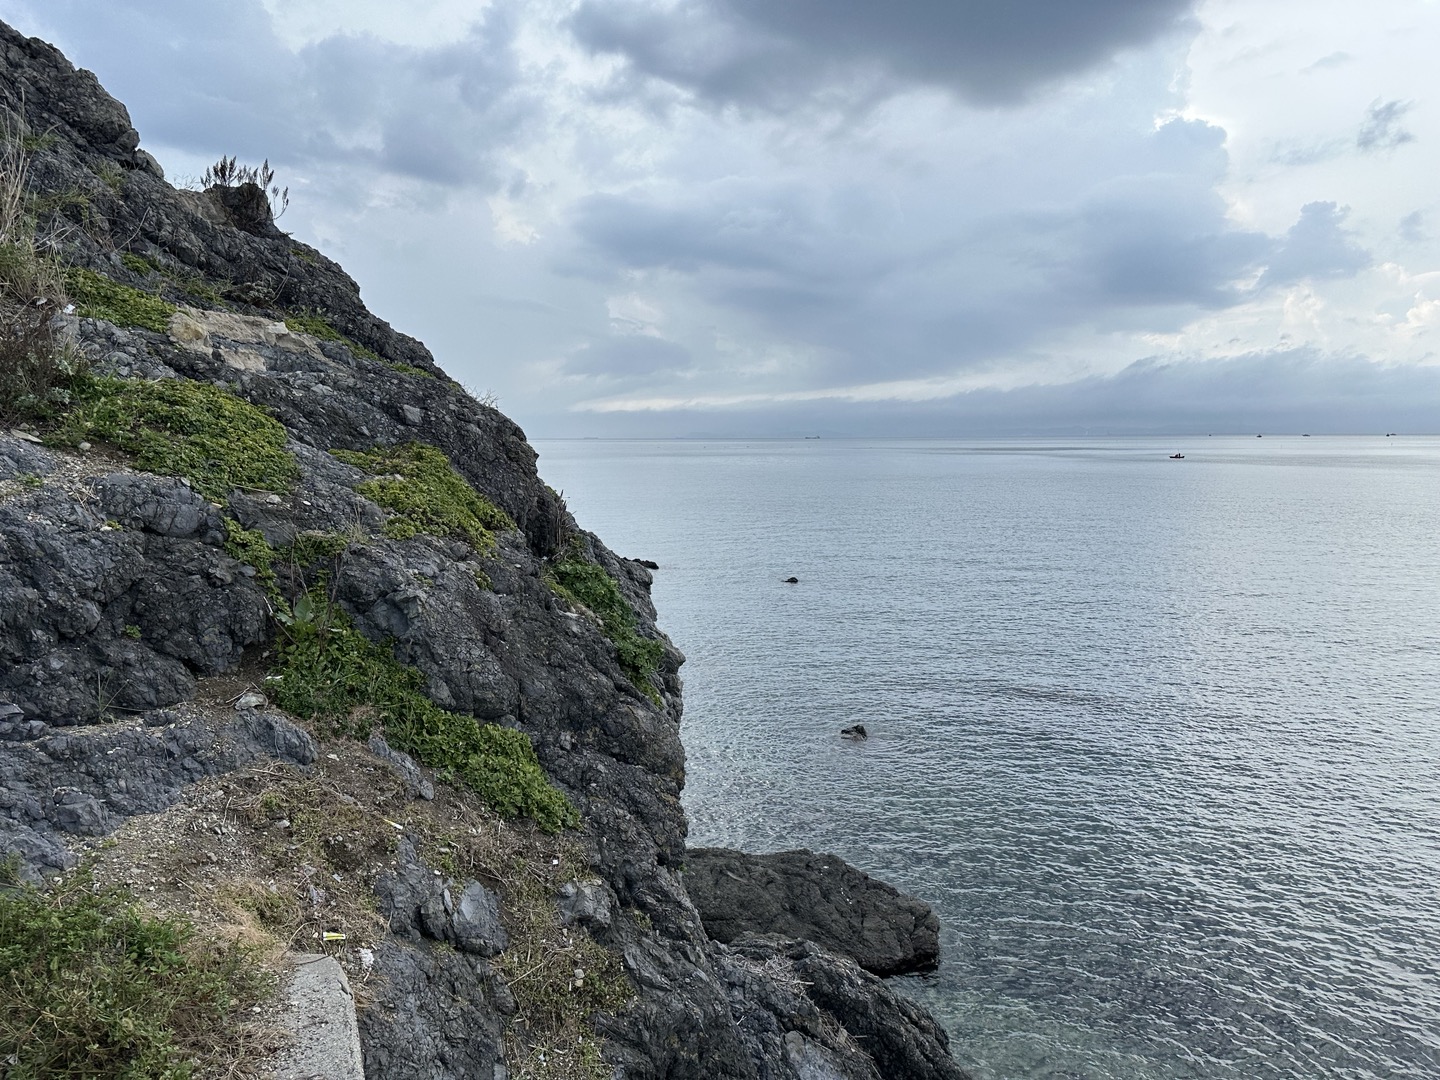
[0,21,969,1080]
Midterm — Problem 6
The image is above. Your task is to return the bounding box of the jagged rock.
[686,848,940,977]
[725,937,970,1080]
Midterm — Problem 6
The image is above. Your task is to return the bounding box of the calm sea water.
[533,437,1440,1080]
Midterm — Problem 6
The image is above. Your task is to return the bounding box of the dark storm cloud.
[566,118,1285,384]
[1356,98,1415,152]
[564,335,693,376]
[1259,202,1370,287]
[570,0,1197,108]
[11,0,536,190]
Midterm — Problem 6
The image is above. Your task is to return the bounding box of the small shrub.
[65,266,175,332]
[0,118,82,427]
[548,548,664,701]
[332,443,513,552]
[55,377,297,502]
[0,866,273,1079]
[271,592,576,832]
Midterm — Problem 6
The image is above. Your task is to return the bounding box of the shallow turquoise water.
[534,436,1440,1080]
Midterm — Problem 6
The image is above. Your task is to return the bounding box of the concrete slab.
[269,952,365,1080]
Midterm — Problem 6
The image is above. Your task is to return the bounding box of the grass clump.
[548,548,664,701]
[65,266,175,333]
[332,443,513,552]
[55,377,297,502]
[0,862,273,1079]
[271,593,577,832]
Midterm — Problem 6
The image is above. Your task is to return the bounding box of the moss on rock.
[65,266,175,333]
[548,548,664,702]
[332,442,512,552]
[55,377,297,502]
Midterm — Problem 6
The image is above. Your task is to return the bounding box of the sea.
[531,436,1440,1080]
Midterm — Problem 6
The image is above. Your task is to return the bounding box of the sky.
[2,0,1437,436]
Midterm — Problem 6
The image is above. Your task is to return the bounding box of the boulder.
[686,847,940,976]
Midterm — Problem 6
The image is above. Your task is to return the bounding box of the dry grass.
[0,108,82,427]
[75,698,634,1080]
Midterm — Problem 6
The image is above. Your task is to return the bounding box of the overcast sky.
[3,0,1437,435]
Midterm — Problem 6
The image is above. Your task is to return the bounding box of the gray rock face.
[721,937,969,1080]
[376,842,509,957]
[686,848,941,976]
[0,704,316,880]
[0,448,271,725]
[0,19,970,1080]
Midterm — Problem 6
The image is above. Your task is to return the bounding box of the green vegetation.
[332,443,513,552]
[0,861,272,1079]
[122,624,141,640]
[222,518,282,608]
[65,267,175,333]
[119,252,156,276]
[548,546,664,701]
[95,160,125,194]
[272,591,576,832]
[55,377,297,502]
[283,311,380,362]
[19,132,57,153]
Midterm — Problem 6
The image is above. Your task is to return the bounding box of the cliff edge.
[0,21,969,1080]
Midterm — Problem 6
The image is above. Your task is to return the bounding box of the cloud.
[564,334,694,376]
[1399,210,1426,244]
[1302,51,1352,73]
[1356,98,1415,152]
[5,0,537,191]
[1259,202,1370,287]
[570,0,1198,108]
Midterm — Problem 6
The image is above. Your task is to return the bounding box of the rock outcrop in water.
[685,847,941,977]
[0,20,969,1080]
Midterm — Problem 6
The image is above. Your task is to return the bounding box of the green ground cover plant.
[65,267,175,332]
[0,861,272,1079]
[55,377,297,502]
[332,442,513,551]
[272,591,576,832]
[547,547,664,701]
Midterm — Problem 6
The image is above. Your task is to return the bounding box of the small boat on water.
[1169,453,1184,459]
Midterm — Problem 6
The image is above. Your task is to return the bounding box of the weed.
[17,471,43,489]
[19,132,56,153]
[547,546,663,702]
[122,623,141,640]
[54,377,297,502]
[65,266,175,332]
[332,443,513,552]
[95,160,125,194]
[270,590,576,832]
[0,868,274,1078]
[202,155,289,220]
